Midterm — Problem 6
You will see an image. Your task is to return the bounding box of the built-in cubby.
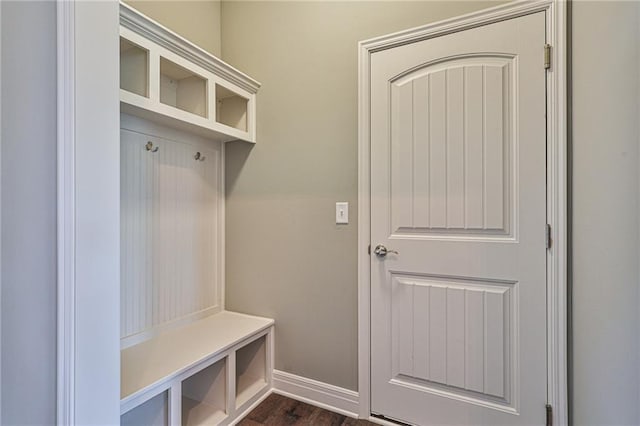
[160,57,208,118]
[119,5,271,425]
[121,391,168,426]
[215,84,249,132]
[236,336,268,408]
[182,359,228,426]
[120,312,273,425]
[119,3,260,143]
[120,37,149,98]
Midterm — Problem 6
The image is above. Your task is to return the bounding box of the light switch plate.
[336,202,349,224]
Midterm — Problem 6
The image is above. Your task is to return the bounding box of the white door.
[370,12,547,426]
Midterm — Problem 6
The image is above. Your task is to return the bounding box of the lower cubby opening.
[121,391,168,426]
[182,358,228,426]
[235,335,267,408]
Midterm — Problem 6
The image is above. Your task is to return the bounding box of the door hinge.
[544,44,552,70]
[546,224,552,249]
[546,404,553,426]
[368,245,371,255]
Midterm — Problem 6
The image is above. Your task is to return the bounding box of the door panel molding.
[388,55,516,239]
[389,275,518,411]
[358,0,567,423]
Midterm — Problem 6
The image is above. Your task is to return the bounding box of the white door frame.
[357,1,568,424]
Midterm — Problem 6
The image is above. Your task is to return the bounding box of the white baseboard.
[272,370,360,418]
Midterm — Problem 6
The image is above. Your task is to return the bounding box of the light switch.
[336,202,349,224]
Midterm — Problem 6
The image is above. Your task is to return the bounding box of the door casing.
[357,1,568,424]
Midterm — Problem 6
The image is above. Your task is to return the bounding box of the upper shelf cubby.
[119,2,260,143]
[160,57,208,118]
[216,84,249,132]
[120,38,149,98]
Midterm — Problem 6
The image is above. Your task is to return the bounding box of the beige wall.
[221,1,504,391]
[571,1,640,424]
[125,0,222,57]
[1,1,57,423]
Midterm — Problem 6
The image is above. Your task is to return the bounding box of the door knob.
[374,244,398,257]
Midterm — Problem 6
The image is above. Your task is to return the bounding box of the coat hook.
[145,141,159,153]
[194,152,206,161]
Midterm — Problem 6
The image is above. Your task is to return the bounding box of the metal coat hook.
[194,152,206,161]
[145,141,159,153]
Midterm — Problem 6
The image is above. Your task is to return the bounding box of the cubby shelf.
[121,391,169,426]
[119,5,272,425]
[120,2,260,143]
[236,336,268,409]
[182,359,228,426]
[121,311,274,424]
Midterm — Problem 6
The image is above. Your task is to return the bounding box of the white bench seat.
[121,310,274,417]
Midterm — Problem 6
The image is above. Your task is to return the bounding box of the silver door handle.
[374,244,398,257]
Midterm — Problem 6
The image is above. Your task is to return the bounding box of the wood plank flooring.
[237,393,378,426]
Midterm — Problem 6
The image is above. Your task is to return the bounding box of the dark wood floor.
[237,393,378,425]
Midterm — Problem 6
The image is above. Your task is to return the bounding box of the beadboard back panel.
[120,115,223,347]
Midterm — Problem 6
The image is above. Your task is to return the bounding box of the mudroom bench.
[121,311,274,425]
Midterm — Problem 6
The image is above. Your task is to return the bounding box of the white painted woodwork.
[390,59,512,236]
[271,371,361,418]
[236,335,268,408]
[370,11,547,425]
[57,1,122,424]
[120,38,149,98]
[118,7,273,425]
[120,122,222,345]
[392,277,513,401]
[216,84,249,132]
[119,3,259,143]
[182,359,228,425]
[121,311,274,417]
[119,115,268,424]
[121,391,168,426]
[55,2,272,424]
[159,57,208,118]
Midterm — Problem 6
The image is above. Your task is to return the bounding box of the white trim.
[120,306,222,349]
[367,415,413,426]
[221,141,226,311]
[357,1,568,424]
[56,1,76,424]
[545,2,569,424]
[272,370,360,418]
[0,1,3,420]
[57,2,120,423]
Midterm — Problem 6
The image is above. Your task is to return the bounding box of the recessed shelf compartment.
[160,57,208,118]
[120,3,259,143]
[182,359,228,426]
[121,391,168,426]
[216,84,249,132]
[120,4,270,425]
[121,312,273,425]
[235,335,268,408]
[120,37,149,98]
